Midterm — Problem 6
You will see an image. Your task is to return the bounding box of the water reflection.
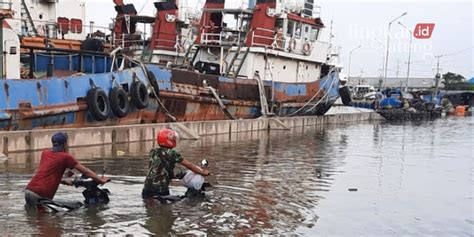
[0,117,473,236]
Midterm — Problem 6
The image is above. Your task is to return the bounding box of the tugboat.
[0,0,341,131]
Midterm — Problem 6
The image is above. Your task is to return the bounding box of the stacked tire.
[86,81,151,121]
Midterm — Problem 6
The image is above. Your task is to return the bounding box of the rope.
[206,86,236,120]
[285,69,335,117]
[304,73,339,113]
[121,53,177,122]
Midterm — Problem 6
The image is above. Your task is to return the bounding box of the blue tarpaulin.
[380,97,402,109]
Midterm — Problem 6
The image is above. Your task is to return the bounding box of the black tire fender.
[87,87,110,121]
[130,81,149,109]
[146,69,160,98]
[109,87,130,118]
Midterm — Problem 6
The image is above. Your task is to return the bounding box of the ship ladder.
[226,47,250,78]
[254,72,272,117]
[183,44,199,67]
[141,46,154,62]
[205,86,235,120]
[20,0,37,36]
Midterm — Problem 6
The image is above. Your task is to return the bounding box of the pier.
[0,110,383,154]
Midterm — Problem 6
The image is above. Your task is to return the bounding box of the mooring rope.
[119,52,177,122]
[285,69,336,117]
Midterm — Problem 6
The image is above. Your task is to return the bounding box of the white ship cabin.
[6,0,87,40]
[192,0,334,83]
[0,0,88,79]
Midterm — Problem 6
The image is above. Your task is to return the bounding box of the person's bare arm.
[74,163,110,184]
[180,159,210,176]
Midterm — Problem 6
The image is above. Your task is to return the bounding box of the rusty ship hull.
[0,63,340,131]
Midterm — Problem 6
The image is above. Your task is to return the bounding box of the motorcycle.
[152,159,212,204]
[37,171,110,212]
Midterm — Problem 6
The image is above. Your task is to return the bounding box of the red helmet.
[157,128,179,148]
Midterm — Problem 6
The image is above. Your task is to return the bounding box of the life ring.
[302,42,312,55]
[87,87,110,121]
[289,38,297,52]
[177,44,185,53]
[36,24,45,36]
[109,87,130,118]
[130,81,149,109]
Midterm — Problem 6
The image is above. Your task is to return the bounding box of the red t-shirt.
[26,150,78,199]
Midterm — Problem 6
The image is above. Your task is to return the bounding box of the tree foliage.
[442,72,473,90]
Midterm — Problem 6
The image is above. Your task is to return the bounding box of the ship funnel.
[303,0,314,17]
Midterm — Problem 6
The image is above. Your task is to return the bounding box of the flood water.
[0,117,473,236]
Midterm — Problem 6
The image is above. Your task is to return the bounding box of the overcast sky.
[84,0,473,79]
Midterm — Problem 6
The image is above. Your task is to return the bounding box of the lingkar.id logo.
[413,23,435,39]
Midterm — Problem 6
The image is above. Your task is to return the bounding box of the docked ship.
[0,0,341,131]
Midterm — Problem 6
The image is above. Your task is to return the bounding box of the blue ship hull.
[1,61,340,130]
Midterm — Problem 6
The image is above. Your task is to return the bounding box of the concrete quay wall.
[0,112,383,154]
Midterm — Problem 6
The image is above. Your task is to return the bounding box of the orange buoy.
[455,106,466,116]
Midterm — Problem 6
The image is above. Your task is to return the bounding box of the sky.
[84,0,473,79]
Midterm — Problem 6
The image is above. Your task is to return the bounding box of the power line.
[438,47,473,58]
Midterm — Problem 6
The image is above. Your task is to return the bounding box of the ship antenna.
[327,19,334,63]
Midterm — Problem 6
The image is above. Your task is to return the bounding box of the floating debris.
[0,153,7,163]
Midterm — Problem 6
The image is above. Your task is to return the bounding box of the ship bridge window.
[294,22,302,39]
[287,20,294,36]
[303,24,311,40]
[209,13,223,28]
[310,27,320,41]
[275,18,284,29]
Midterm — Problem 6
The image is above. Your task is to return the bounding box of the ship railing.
[118,39,148,51]
[153,33,177,50]
[250,28,285,50]
[116,31,194,54]
[10,17,109,38]
[201,29,246,47]
[0,0,12,10]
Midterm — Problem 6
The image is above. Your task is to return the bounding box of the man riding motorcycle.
[142,128,210,200]
[25,132,110,210]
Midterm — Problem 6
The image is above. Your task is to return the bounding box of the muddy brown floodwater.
[0,117,473,236]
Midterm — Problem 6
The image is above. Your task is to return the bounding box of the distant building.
[347,77,444,90]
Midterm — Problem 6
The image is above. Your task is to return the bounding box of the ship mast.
[0,0,14,78]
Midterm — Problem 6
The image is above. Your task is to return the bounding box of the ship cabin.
[0,0,124,80]
[111,1,197,65]
[191,0,333,83]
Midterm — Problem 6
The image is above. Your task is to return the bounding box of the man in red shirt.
[25,132,109,209]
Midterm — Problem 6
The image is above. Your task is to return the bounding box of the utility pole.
[396,58,400,78]
[348,45,362,82]
[383,12,407,88]
[398,21,413,92]
[433,55,442,102]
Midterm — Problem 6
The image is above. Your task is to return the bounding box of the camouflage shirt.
[143,147,184,195]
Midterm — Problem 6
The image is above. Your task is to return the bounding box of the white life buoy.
[176,44,185,53]
[303,42,312,55]
[36,24,45,36]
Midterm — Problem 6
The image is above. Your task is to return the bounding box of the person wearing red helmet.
[142,128,210,199]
